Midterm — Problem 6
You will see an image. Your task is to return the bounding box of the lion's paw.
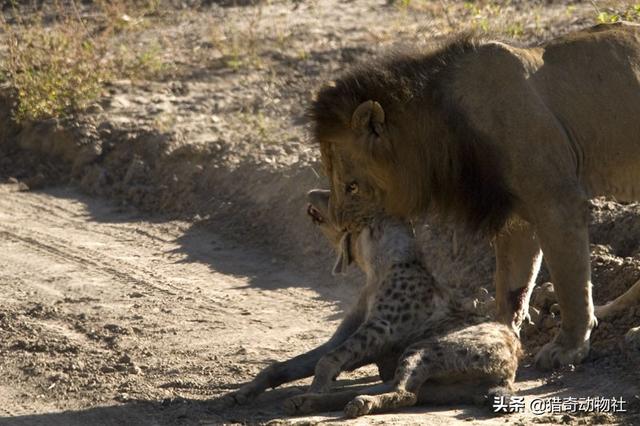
[283,394,318,415]
[535,338,590,370]
[625,326,640,350]
[344,396,376,418]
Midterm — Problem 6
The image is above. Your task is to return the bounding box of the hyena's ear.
[350,100,391,162]
[332,233,352,275]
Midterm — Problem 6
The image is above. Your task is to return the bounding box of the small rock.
[528,306,541,324]
[118,353,133,365]
[127,364,142,375]
[461,298,478,312]
[104,324,129,334]
[116,392,130,402]
[475,287,489,299]
[532,282,556,310]
[542,315,558,330]
[85,103,104,114]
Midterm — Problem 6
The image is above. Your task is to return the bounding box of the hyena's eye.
[346,181,359,195]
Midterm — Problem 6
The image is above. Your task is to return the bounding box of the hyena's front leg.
[307,318,393,394]
[225,292,369,404]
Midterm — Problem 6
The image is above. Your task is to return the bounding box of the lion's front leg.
[532,199,596,369]
[494,219,542,335]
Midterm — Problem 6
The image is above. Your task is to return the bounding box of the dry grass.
[393,0,640,39]
[0,0,170,123]
[2,0,640,124]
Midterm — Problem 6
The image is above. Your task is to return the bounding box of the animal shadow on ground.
[37,186,357,309]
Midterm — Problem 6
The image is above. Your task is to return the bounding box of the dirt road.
[0,183,638,426]
[0,183,347,425]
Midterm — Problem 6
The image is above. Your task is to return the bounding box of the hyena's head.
[307,189,416,276]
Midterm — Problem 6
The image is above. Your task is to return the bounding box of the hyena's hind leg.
[343,348,425,418]
[595,279,640,350]
[345,324,521,418]
[283,383,394,415]
[595,278,640,319]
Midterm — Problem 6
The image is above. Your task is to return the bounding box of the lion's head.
[309,39,515,234]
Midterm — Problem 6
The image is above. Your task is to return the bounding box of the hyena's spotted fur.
[284,190,521,417]
[226,189,521,418]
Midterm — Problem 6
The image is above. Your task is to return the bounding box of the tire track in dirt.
[4,184,636,425]
[0,183,341,425]
[0,186,332,319]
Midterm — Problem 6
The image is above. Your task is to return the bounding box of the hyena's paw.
[283,393,322,415]
[344,395,376,418]
[625,326,640,351]
[534,336,590,370]
[222,382,263,406]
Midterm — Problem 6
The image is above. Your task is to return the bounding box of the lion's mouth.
[307,204,324,225]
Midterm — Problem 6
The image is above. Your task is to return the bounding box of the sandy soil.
[1,1,640,425]
[0,182,342,425]
[0,184,637,426]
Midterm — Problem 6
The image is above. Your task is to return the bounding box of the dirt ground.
[1,1,640,425]
[0,183,637,426]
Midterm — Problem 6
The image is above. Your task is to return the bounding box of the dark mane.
[308,34,515,234]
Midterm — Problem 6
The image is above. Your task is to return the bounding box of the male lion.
[309,22,640,369]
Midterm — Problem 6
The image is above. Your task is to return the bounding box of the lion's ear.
[351,100,385,137]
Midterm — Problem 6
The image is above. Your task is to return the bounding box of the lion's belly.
[535,24,640,202]
[585,164,640,202]
[573,125,640,202]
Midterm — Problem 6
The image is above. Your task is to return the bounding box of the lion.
[309,22,640,369]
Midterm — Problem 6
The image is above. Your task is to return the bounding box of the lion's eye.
[346,182,359,195]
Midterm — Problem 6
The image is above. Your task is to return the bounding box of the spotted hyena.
[226,190,521,418]
[283,190,521,417]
